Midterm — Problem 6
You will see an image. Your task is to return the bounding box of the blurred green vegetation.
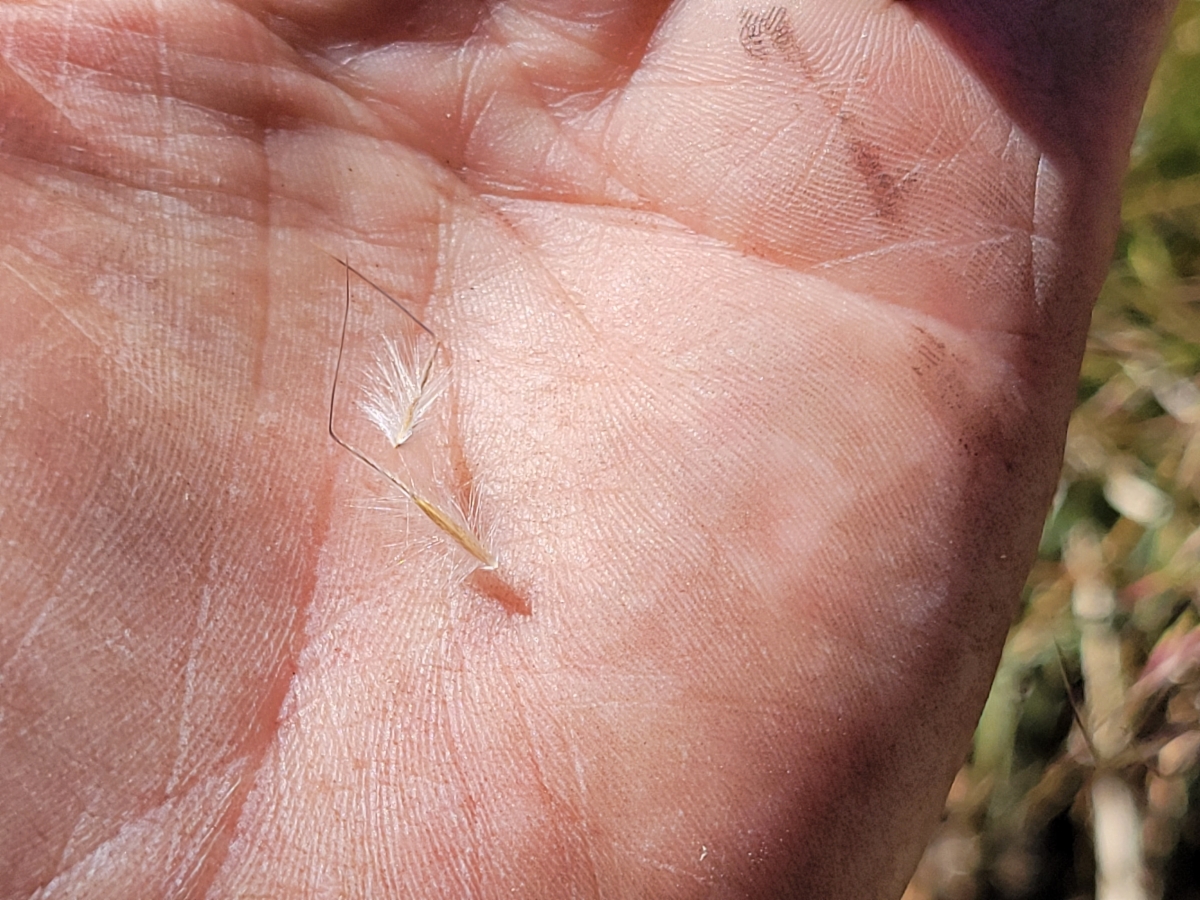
[906,4,1200,898]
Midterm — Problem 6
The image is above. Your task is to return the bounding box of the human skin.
[0,1,1176,897]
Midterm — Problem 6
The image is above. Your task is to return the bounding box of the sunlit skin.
[0,1,1175,897]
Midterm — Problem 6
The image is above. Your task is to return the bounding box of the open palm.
[0,1,1172,897]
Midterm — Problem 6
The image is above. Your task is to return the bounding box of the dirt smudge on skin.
[910,325,950,378]
[904,323,1057,614]
[737,6,916,223]
[739,6,805,64]
[846,133,915,223]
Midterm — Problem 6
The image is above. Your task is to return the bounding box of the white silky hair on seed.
[354,480,495,579]
[358,333,449,448]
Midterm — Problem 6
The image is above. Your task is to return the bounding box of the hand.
[0,1,1173,897]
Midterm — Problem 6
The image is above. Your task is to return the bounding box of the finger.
[290,0,672,200]
[908,0,1174,180]
[263,0,669,86]
[596,0,1175,342]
